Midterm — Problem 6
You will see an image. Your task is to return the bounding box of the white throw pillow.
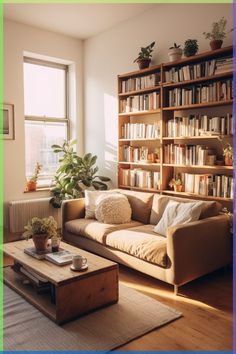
[95,193,132,224]
[154,200,204,236]
[84,190,114,219]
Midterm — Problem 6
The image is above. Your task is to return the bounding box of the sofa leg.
[174,285,178,295]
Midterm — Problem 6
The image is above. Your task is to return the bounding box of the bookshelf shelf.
[163,100,233,111]
[117,46,233,208]
[162,72,232,88]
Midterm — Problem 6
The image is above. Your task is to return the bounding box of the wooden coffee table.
[3,240,119,324]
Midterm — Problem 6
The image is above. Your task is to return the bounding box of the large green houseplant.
[50,140,110,208]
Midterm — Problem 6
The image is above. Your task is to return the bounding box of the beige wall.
[83,4,233,186]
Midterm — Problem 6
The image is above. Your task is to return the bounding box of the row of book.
[121,122,160,140]
[121,145,150,163]
[167,79,232,107]
[120,92,160,113]
[120,168,160,189]
[164,56,233,83]
[176,173,233,199]
[164,144,217,166]
[166,114,233,137]
[120,73,161,93]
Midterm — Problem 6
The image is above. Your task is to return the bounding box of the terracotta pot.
[27,181,37,191]
[210,40,223,51]
[137,58,151,70]
[224,156,233,166]
[32,233,49,253]
[168,48,183,62]
[174,185,183,192]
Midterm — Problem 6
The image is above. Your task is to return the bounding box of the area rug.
[4,284,182,351]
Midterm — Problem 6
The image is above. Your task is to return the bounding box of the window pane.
[25,121,67,180]
[24,62,66,118]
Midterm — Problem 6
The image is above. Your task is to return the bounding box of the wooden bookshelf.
[117,46,233,209]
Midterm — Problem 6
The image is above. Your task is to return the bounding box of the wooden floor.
[4,254,232,351]
[118,265,232,351]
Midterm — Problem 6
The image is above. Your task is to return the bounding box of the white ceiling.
[4,4,155,40]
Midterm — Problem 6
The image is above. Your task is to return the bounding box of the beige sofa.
[62,189,231,294]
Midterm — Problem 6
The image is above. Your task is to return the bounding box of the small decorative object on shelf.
[184,39,199,57]
[203,17,233,51]
[23,216,58,254]
[26,162,42,192]
[169,177,183,192]
[168,43,182,62]
[223,143,233,166]
[133,41,155,70]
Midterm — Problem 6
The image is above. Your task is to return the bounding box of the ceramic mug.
[72,255,87,269]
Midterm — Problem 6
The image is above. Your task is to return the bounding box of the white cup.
[72,255,87,269]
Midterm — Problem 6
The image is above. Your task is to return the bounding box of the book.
[45,250,73,265]
[24,246,50,260]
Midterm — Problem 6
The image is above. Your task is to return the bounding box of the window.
[23,58,69,188]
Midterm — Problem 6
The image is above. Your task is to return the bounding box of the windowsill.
[24,187,51,193]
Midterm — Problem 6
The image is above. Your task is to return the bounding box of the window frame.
[24,57,70,186]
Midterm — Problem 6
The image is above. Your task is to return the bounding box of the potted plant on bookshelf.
[26,162,42,192]
[169,177,183,192]
[133,41,155,70]
[184,39,199,57]
[23,216,58,253]
[168,43,182,62]
[203,17,233,51]
[223,143,233,166]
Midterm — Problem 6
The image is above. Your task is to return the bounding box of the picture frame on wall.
[2,103,15,140]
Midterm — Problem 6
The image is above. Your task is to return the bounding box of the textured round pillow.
[95,193,132,224]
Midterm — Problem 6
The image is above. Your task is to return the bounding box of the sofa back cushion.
[114,189,154,224]
[150,194,222,225]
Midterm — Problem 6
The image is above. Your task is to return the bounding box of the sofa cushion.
[114,189,154,224]
[84,190,116,219]
[105,224,168,268]
[65,219,142,244]
[95,193,131,224]
[150,194,222,225]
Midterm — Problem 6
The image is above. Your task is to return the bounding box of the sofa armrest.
[166,215,231,285]
[61,198,85,234]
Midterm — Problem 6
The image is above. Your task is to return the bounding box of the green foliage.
[184,39,199,57]
[50,140,110,208]
[223,143,233,159]
[203,17,233,41]
[29,162,42,183]
[169,43,181,50]
[134,41,155,62]
[169,177,182,187]
[23,216,58,240]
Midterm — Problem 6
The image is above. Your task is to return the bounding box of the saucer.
[70,264,88,272]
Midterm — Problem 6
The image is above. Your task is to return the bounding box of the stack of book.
[121,145,149,163]
[120,92,160,113]
[166,113,233,137]
[164,56,232,83]
[168,79,232,107]
[121,73,161,93]
[120,168,160,189]
[164,144,216,166]
[121,122,160,139]
[177,173,233,198]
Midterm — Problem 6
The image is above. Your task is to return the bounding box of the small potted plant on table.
[169,177,183,192]
[26,162,42,191]
[223,143,233,166]
[168,43,182,62]
[23,216,59,253]
[203,17,233,50]
[133,41,155,70]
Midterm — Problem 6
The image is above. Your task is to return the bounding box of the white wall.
[4,19,83,228]
[83,4,233,186]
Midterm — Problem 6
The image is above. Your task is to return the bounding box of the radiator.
[9,197,61,233]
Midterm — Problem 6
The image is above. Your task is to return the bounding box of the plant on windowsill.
[203,17,233,50]
[26,162,42,192]
[133,41,155,70]
[50,139,111,208]
[23,216,58,253]
[169,177,183,192]
[223,143,233,166]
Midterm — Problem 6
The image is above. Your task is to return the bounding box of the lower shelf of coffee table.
[4,266,57,321]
